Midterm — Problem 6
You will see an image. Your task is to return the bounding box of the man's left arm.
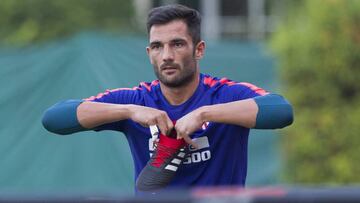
[175,94,293,144]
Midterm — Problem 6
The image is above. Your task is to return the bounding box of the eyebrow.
[149,40,160,45]
[149,38,187,46]
[171,38,187,44]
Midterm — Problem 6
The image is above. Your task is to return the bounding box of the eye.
[151,44,160,50]
[174,42,183,48]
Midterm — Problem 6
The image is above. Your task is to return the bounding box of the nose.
[162,45,174,62]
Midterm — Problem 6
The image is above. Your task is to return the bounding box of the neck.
[160,73,200,106]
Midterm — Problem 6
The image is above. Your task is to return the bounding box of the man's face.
[147,20,204,88]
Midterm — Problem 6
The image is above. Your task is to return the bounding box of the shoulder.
[84,80,160,103]
[201,74,265,93]
[200,73,268,100]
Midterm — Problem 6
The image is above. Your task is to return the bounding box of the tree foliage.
[0,0,135,45]
[271,0,360,184]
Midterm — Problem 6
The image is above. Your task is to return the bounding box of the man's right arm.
[42,100,173,135]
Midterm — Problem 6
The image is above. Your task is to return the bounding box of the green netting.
[0,32,280,194]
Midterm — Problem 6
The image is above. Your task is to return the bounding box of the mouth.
[162,68,178,74]
[162,66,178,71]
[161,64,179,75]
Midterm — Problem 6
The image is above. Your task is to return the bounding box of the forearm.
[200,99,258,128]
[42,100,134,135]
[77,101,132,129]
[199,94,294,129]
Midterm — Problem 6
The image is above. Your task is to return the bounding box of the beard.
[153,60,197,88]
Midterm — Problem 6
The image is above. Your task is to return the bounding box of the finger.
[145,117,157,127]
[182,134,199,149]
[174,124,196,146]
[166,119,174,135]
[162,113,174,135]
[157,122,168,136]
[157,117,172,136]
[174,125,184,139]
[177,131,199,149]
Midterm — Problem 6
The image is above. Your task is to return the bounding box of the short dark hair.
[147,4,201,45]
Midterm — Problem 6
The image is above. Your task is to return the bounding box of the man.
[42,4,293,191]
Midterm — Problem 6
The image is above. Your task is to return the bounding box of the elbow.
[42,110,69,135]
[276,103,294,129]
[42,100,85,135]
[254,94,294,129]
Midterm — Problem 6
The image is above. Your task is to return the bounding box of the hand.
[175,107,207,148]
[129,105,173,135]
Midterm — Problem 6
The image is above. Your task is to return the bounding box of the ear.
[194,41,205,60]
[146,46,153,64]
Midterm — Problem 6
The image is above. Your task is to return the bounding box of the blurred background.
[0,0,359,198]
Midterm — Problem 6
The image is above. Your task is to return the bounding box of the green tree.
[271,0,360,184]
[0,0,135,45]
